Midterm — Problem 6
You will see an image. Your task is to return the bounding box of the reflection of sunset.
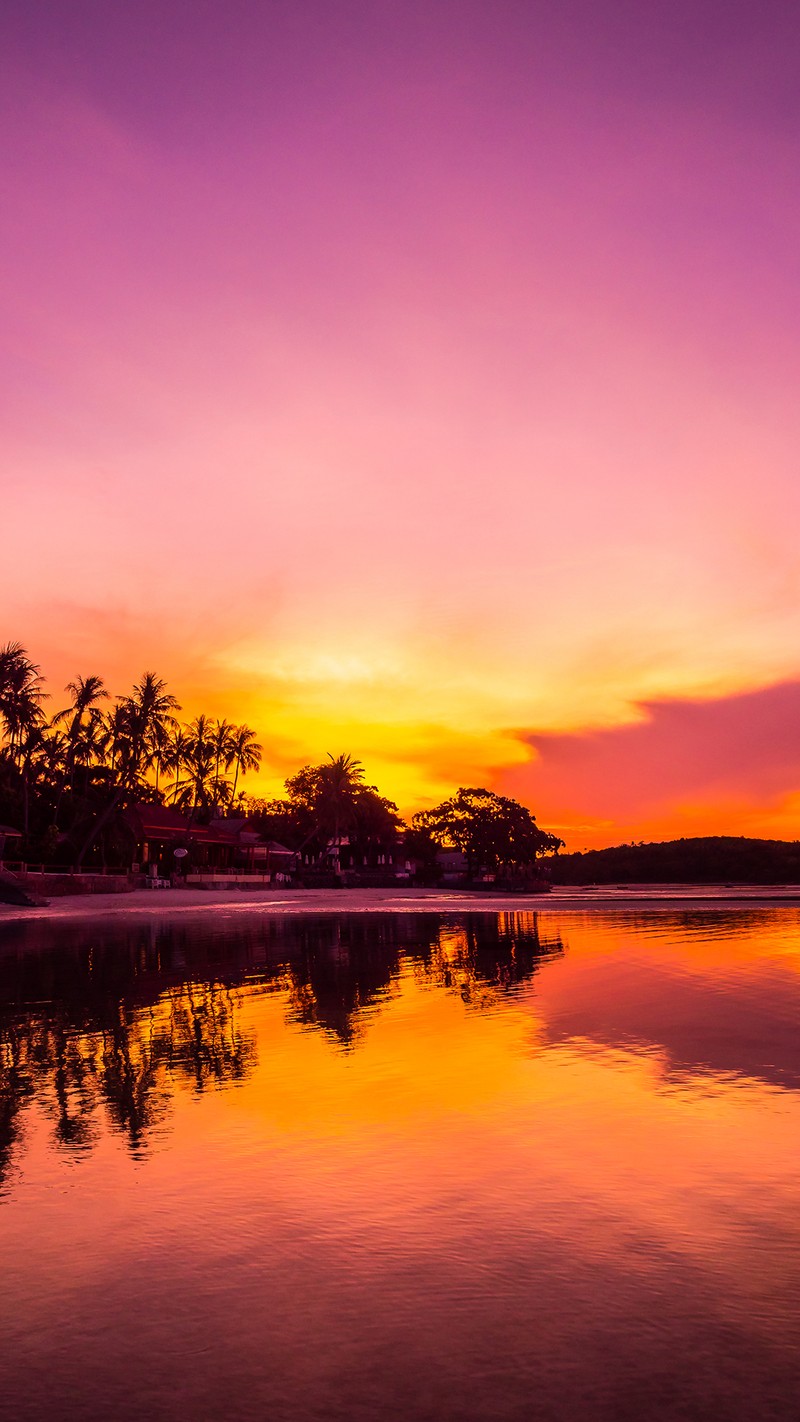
[3,908,799,1195]
[2,908,799,1416]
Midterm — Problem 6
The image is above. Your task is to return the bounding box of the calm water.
[1,908,799,1421]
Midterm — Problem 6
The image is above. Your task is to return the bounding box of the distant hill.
[550,836,800,885]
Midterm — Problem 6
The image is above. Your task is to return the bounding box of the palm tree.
[210,719,236,813]
[0,643,47,764]
[319,753,364,869]
[229,724,262,805]
[71,708,109,798]
[77,673,180,865]
[16,721,45,836]
[118,673,181,788]
[176,715,226,822]
[146,715,179,798]
[52,675,109,823]
[0,645,48,840]
[165,726,191,805]
[55,675,108,740]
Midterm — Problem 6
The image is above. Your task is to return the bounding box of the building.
[123,805,296,881]
[0,823,22,868]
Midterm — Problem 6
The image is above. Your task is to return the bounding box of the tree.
[0,643,47,765]
[319,753,365,848]
[119,673,181,788]
[76,673,180,865]
[242,794,302,847]
[286,753,365,864]
[346,787,404,863]
[0,644,49,839]
[208,719,234,812]
[413,787,563,879]
[229,724,262,804]
[52,675,109,823]
[165,726,191,805]
[174,715,223,820]
[275,753,375,867]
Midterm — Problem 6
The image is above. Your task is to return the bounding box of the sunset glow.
[4,1,800,844]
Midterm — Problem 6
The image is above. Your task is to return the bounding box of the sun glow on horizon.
[4,2,800,846]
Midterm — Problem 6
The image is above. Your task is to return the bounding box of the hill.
[550,836,800,885]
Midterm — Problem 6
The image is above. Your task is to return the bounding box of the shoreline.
[4,883,800,924]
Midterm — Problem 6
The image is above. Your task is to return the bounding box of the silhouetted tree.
[52,674,109,825]
[229,724,262,803]
[414,787,563,879]
[76,672,180,864]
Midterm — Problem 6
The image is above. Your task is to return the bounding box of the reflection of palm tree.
[284,914,414,1046]
[167,982,256,1088]
[0,912,564,1181]
[0,1018,33,1185]
[100,1005,164,1147]
[50,1024,97,1150]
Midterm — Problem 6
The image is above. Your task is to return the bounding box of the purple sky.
[3,1,800,841]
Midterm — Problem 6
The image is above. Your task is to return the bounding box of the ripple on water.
[1,909,798,1420]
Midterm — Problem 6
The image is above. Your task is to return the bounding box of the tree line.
[551,836,800,885]
[0,641,563,875]
[0,642,262,865]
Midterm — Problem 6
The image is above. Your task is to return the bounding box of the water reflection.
[1,909,799,1422]
[534,909,800,1090]
[0,912,563,1181]
[0,977,259,1177]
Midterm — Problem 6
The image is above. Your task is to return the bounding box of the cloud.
[503,679,800,844]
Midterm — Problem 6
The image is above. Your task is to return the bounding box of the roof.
[436,848,468,867]
[124,805,193,839]
[125,805,274,848]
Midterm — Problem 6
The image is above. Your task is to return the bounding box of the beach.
[4,882,800,924]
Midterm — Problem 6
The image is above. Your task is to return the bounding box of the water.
[1,907,798,1420]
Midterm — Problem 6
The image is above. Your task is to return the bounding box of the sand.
[3,883,800,924]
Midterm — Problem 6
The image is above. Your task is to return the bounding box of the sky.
[2,0,800,847]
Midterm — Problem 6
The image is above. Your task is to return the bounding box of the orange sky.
[4,3,800,846]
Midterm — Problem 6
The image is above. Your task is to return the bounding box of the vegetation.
[412,787,564,880]
[0,641,560,877]
[9,645,796,889]
[244,754,405,869]
[0,641,262,867]
[551,837,800,885]
[0,913,564,1181]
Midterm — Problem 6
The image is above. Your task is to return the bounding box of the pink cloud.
[504,680,800,842]
[4,4,800,824]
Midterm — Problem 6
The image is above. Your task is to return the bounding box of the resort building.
[123,805,296,882]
